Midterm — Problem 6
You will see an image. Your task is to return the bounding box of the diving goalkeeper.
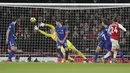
[34,22,89,63]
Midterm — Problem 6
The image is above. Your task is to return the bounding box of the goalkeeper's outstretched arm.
[39,30,52,37]
[34,25,52,37]
[39,22,55,31]
[45,24,55,31]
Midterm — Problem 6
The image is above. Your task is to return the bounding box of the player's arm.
[62,27,68,43]
[118,24,127,32]
[39,30,52,37]
[13,34,17,39]
[34,25,52,37]
[39,22,55,31]
[45,24,55,31]
[97,33,100,40]
[6,28,10,44]
[107,26,111,35]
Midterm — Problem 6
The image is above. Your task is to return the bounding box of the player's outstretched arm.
[39,22,55,30]
[39,30,52,37]
[34,25,52,37]
[39,22,45,27]
[45,24,55,31]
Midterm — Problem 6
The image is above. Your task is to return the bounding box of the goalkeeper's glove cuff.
[39,22,45,27]
[34,26,39,30]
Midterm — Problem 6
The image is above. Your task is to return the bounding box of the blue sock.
[118,50,124,62]
[8,50,15,60]
[57,49,64,58]
[65,51,69,60]
[94,52,98,62]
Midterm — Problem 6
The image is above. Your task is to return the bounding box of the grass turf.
[0,62,130,73]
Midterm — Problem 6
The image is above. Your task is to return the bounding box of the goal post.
[0,3,129,62]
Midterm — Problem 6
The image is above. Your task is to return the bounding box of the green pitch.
[0,62,130,73]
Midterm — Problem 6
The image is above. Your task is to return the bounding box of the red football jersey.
[109,22,120,40]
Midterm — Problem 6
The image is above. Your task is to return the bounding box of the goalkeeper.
[34,23,89,63]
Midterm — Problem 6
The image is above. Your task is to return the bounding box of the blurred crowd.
[0,6,130,57]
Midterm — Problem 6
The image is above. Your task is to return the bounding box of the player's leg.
[102,43,112,63]
[118,50,125,62]
[59,46,65,63]
[57,41,71,63]
[7,47,16,62]
[8,46,17,61]
[71,45,89,63]
[104,49,112,60]
[57,46,64,59]
[113,48,125,63]
[57,41,64,58]
[111,39,119,63]
[113,49,118,63]
[113,49,125,63]
[68,56,74,62]
[60,46,74,62]
[8,47,11,53]
[94,46,102,62]
[8,41,17,62]
[94,42,104,62]
[63,42,69,62]
[101,51,112,63]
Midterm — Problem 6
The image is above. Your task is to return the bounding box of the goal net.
[0,3,130,62]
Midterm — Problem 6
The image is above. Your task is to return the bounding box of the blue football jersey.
[55,25,67,40]
[8,23,15,41]
[98,26,112,51]
[99,26,111,44]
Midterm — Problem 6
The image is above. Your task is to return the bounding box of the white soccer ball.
[109,60,113,63]
[30,17,36,22]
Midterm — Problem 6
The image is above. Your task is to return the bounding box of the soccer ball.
[30,17,36,22]
[109,60,113,63]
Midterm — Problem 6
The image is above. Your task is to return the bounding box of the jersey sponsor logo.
[59,32,64,34]
[59,30,64,34]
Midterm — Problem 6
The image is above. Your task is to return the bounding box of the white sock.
[104,51,111,59]
[113,50,118,59]
[12,57,16,62]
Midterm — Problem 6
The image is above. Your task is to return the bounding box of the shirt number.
[102,34,106,40]
[111,27,118,33]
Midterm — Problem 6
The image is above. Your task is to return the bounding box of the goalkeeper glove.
[34,25,39,30]
[39,22,45,27]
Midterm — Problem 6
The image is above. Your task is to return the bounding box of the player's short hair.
[102,18,109,26]
[113,16,120,22]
